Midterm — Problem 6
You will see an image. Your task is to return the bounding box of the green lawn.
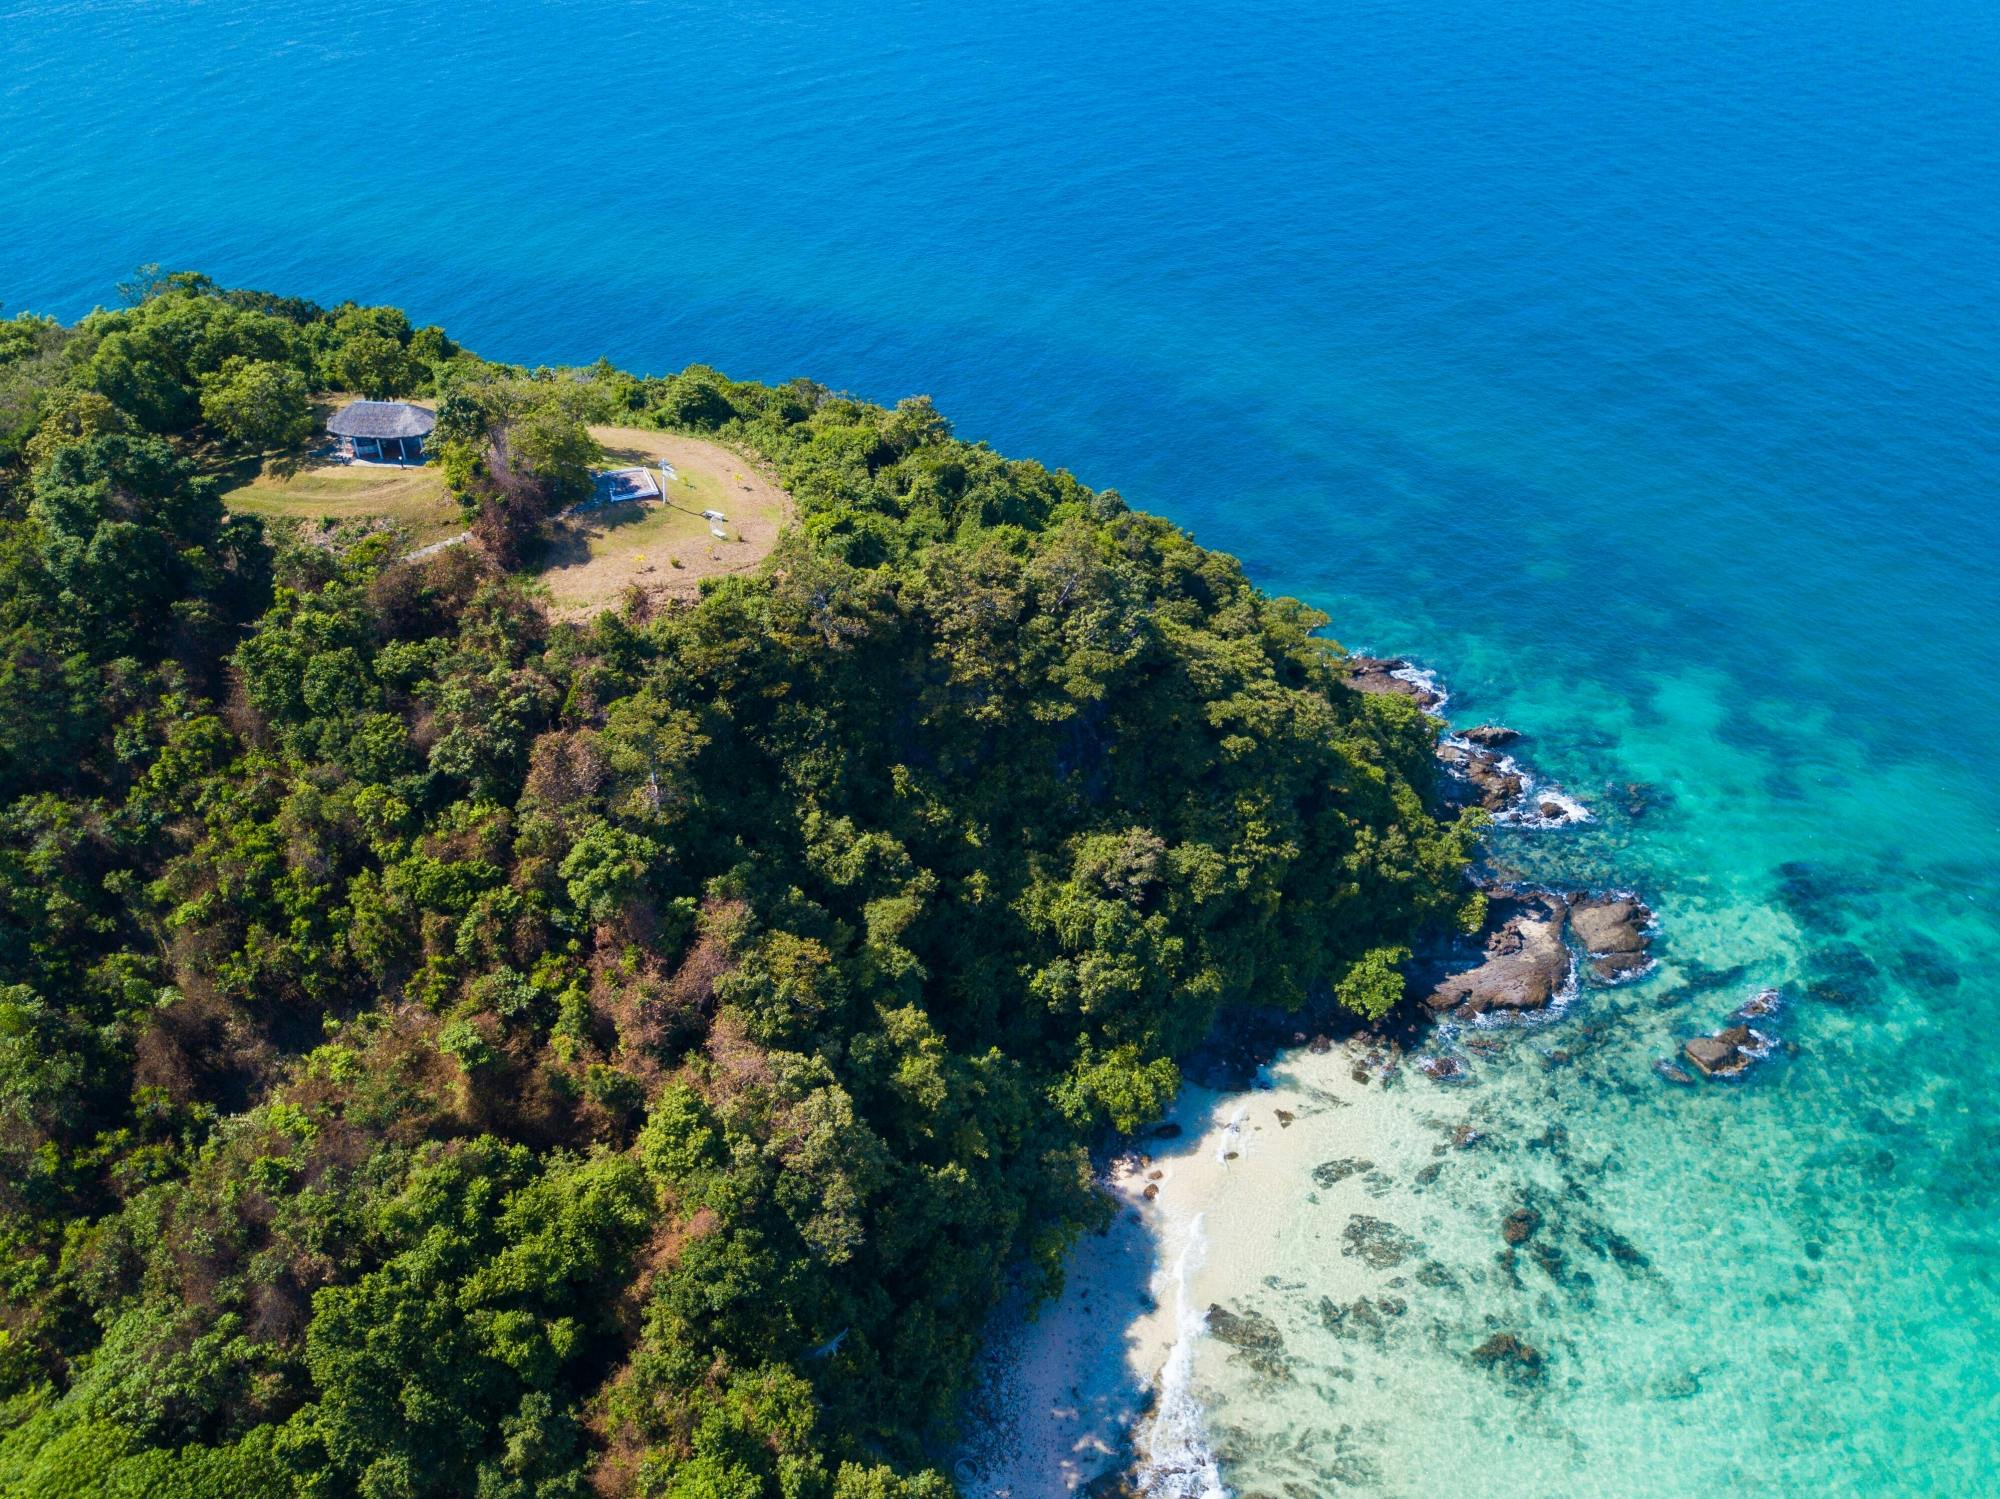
[221,462,466,548]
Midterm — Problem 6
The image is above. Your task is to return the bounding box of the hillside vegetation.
[0,275,1477,1498]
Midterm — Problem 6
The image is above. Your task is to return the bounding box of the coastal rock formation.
[1344,656,1444,710]
[1735,987,1782,1020]
[1421,894,1574,1018]
[1567,892,1655,981]
[1435,741,1526,812]
[1461,723,1520,747]
[1683,1024,1772,1077]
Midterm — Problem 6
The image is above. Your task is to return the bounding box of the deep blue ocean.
[5,1,1997,1492]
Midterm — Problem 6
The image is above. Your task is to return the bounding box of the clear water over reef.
[5,1,1997,1490]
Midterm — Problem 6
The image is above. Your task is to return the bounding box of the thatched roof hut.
[328,400,436,462]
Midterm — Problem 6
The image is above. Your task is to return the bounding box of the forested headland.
[0,274,1479,1498]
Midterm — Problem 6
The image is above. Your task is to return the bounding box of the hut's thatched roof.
[327,400,436,439]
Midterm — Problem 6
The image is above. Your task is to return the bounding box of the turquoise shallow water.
[5,0,1999,1490]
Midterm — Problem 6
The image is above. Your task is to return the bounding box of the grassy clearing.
[220,461,465,548]
[531,427,791,617]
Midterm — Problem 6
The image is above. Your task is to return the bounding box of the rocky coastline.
[978,651,1786,1498]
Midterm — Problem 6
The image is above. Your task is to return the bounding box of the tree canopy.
[0,277,1475,1497]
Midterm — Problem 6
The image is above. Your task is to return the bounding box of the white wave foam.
[1134,1214,1230,1499]
[1214,1102,1249,1164]
[1436,730,1593,829]
[1388,661,1449,714]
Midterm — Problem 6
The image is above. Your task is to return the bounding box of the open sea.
[5,1,1998,1492]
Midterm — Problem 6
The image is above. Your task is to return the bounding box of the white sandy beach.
[957,1040,1436,1497]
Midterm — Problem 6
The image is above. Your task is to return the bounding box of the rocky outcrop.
[1683,1024,1771,1077]
[1421,895,1574,1018]
[1345,656,1443,710]
[1735,987,1781,1020]
[1461,724,1520,747]
[1567,892,1655,981]
[1435,742,1525,812]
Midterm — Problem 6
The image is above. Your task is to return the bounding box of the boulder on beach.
[1344,656,1444,710]
[1420,895,1574,1019]
[1461,723,1520,747]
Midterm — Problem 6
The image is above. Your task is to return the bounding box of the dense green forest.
[0,274,1477,1497]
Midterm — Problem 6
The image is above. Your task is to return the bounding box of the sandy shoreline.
[956,1045,1426,1496]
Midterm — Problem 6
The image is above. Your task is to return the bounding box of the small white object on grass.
[700,509,727,521]
[709,525,729,540]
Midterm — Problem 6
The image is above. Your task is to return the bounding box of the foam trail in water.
[1134,1214,1229,1499]
[1214,1102,1248,1164]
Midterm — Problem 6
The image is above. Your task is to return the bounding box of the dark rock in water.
[1341,1214,1422,1268]
[1567,894,1650,950]
[1345,655,1443,710]
[1319,1295,1387,1341]
[1151,1122,1183,1139]
[1892,936,1961,993]
[1377,1295,1407,1316]
[1415,1259,1461,1291]
[1141,1183,1159,1201]
[1537,799,1568,820]
[1420,1055,1463,1081]
[1773,860,1862,931]
[1803,943,1883,1007]
[1501,1207,1541,1246]
[1421,894,1574,1019]
[1529,1241,1567,1281]
[1274,1108,1296,1128]
[1654,1059,1695,1086]
[1451,1124,1483,1150]
[1612,780,1666,818]
[1204,1304,1290,1380]
[1578,1220,1649,1270]
[1470,1331,1545,1382]
[1414,1162,1443,1185]
[1435,741,1526,812]
[1350,1064,1371,1085]
[1683,1024,1772,1078]
[1312,1157,1376,1189]
[1461,724,1520,747]
[1735,987,1782,1020]
[1591,950,1652,981]
[1307,1033,1332,1054]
